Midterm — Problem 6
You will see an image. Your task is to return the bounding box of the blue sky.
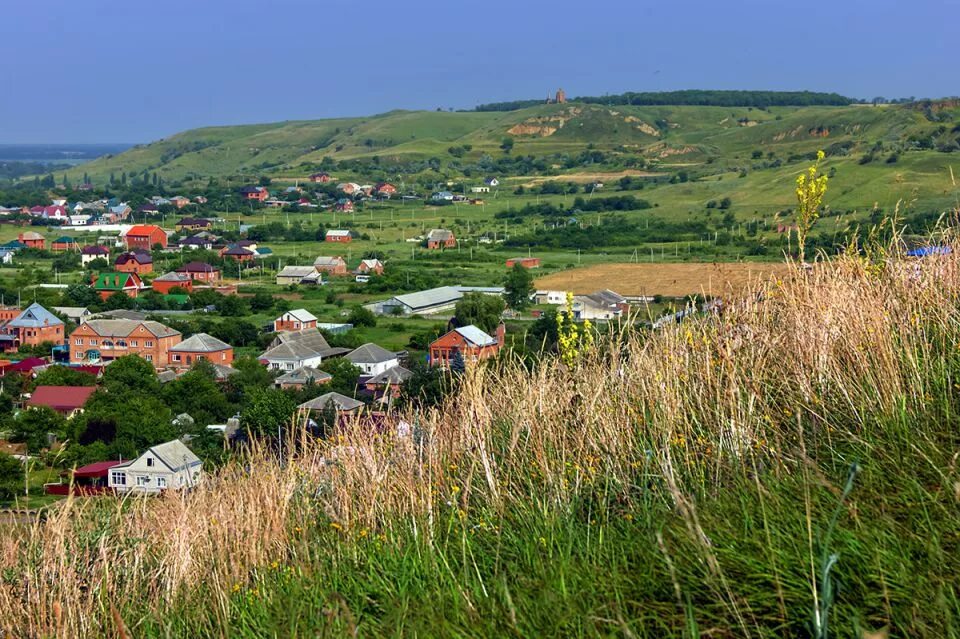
[0,0,955,143]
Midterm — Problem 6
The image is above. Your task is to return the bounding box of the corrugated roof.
[141,439,201,472]
[83,319,180,339]
[27,385,96,411]
[427,229,454,242]
[283,309,317,323]
[314,256,345,267]
[153,272,191,283]
[368,365,413,385]
[455,325,497,347]
[277,266,316,278]
[171,333,231,353]
[346,343,396,364]
[275,366,331,385]
[392,286,462,311]
[9,303,63,329]
[299,392,363,412]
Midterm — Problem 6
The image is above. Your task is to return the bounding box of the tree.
[32,366,96,389]
[319,358,362,397]
[248,292,275,312]
[64,283,101,307]
[100,355,160,396]
[12,407,66,453]
[0,453,24,501]
[240,388,297,437]
[504,264,535,310]
[161,361,234,428]
[500,137,514,153]
[454,293,505,333]
[104,291,135,310]
[348,306,377,328]
[398,361,455,409]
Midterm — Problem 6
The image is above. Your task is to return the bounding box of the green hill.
[67,101,960,185]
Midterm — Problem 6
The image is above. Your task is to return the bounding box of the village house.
[356,258,384,275]
[176,261,220,282]
[51,236,78,253]
[470,185,491,194]
[375,182,397,196]
[429,324,505,368]
[70,318,181,366]
[114,251,153,275]
[275,309,318,332]
[258,329,348,371]
[124,224,167,250]
[370,285,505,316]
[426,229,456,249]
[298,392,363,415]
[221,245,256,262]
[325,230,351,243]
[3,303,65,348]
[239,186,269,202]
[334,198,354,213]
[345,343,399,377]
[484,177,500,187]
[337,182,361,195]
[572,289,629,320]
[169,196,190,209]
[80,245,110,265]
[276,265,319,286]
[18,232,45,250]
[309,172,333,183]
[313,256,348,277]
[431,191,455,202]
[169,333,233,369]
[91,272,143,300]
[151,272,193,294]
[506,256,541,269]
[107,439,204,494]
[175,217,212,232]
[177,233,218,251]
[53,306,92,324]
[26,385,96,418]
[274,366,332,390]
[364,365,413,396]
[44,460,124,496]
[138,203,160,216]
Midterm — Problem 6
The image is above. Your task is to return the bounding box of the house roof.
[114,439,201,473]
[277,266,317,278]
[92,272,141,290]
[275,366,332,385]
[239,186,266,194]
[170,333,231,353]
[115,251,153,265]
[82,319,180,339]
[52,306,90,321]
[454,325,497,347]
[282,309,317,323]
[367,365,413,385]
[346,343,396,365]
[360,259,383,269]
[9,303,63,329]
[6,357,47,373]
[314,256,345,267]
[27,385,96,412]
[177,217,211,226]
[80,245,109,255]
[126,224,164,237]
[326,230,350,237]
[177,261,218,273]
[52,236,76,244]
[19,231,44,240]
[68,460,124,479]
[299,392,363,412]
[585,289,626,306]
[223,246,254,256]
[260,329,348,362]
[427,229,454,242]
[153,272,192,283]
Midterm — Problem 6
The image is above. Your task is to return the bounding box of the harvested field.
[535,261,792,297]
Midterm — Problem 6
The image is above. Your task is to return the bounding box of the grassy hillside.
[66,102,958,184]
[3,247,960,636]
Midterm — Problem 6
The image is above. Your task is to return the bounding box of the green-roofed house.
[51,236,78,253]
[91,272,143,300]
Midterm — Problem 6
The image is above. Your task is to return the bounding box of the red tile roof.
[126,225,163,237]
[67,460,124,479]
[27,385,96,412]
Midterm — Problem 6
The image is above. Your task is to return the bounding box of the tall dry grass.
[2,241,960,636]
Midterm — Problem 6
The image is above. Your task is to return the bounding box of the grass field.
[535,261,793,296]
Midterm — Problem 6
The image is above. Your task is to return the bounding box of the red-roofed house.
[18,232,45,250]
[124,225,167,250]
[27,385,97,417]
[309,172,333,183]
[44,460,125,496]
[506,257,540,269]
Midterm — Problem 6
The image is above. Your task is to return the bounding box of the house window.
[146,457,154,467]
[145,341,153,347]
[89,339,97,346]
[136,476,150,486]
[145,354,153,362]
[172,354,181,362]
[110,471,126,486]
[157,477,167,488]
[75,338,83,345]
[130,340,137,347]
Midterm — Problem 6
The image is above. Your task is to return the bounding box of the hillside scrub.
[3,242,960,636]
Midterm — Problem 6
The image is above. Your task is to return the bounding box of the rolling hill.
[65,101,959,184]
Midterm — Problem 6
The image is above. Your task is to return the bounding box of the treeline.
[504,217,708,249]
[496,195,652,221]
[475,90,855,112]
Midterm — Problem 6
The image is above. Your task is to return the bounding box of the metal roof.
[367,365,413,385]
[283,309,317,323]
[299,392,363,412]
[346,343,397,364]
[392,286,463,311]
[9,303,63,329]
[83,319,180,339]
[454,325,497,347]
[170,333,231,353]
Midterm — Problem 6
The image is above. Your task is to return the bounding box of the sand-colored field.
[535,262,792,297]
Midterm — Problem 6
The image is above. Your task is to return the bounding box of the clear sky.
[1,0,955,144]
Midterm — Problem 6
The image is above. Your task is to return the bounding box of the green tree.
[100,355,160,395]
[399,361,454,409]
[500,137,514,153]
[11,407,66,452]
[348,305,377,328]
[319,358,362,397]
[32,366,96,389]
[504,263,535,310]
[248,292,275,312]
[0,453,24,501]
[161,361,234,428]
[454,293,505,333]
[240,388,297,437]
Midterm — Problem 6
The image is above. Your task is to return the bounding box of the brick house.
[356,259,384,275]
[169,196,190,209]
[175,217,212,232]
[221,245,256,262]
[176,261,221,282]
[168,333,233,370]
[313,256,348,277]
[506,257,540,269]
[124,225,167,250]
[114,251,153,275]
[240,186,269,201]
[428,324,505,368]
[426,229,456,249]
[151,272,193,294]
[18,232,45,250]
[334,198,354,213]
[51,236,78,253]
[70,319,182,367]
[309,172,333,183]
[325,230,351,243]
[274,309,318,332]
[4,303,65,347]
[91,272,143,300]
[375,182,397,196]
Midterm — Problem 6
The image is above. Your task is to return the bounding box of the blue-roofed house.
[4,303,65,347]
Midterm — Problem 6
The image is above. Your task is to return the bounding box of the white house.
[108,439,204,494]
[535,290,568,305]
[345,343,399,376]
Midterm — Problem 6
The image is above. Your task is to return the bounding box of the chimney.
[495,321,506,347]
